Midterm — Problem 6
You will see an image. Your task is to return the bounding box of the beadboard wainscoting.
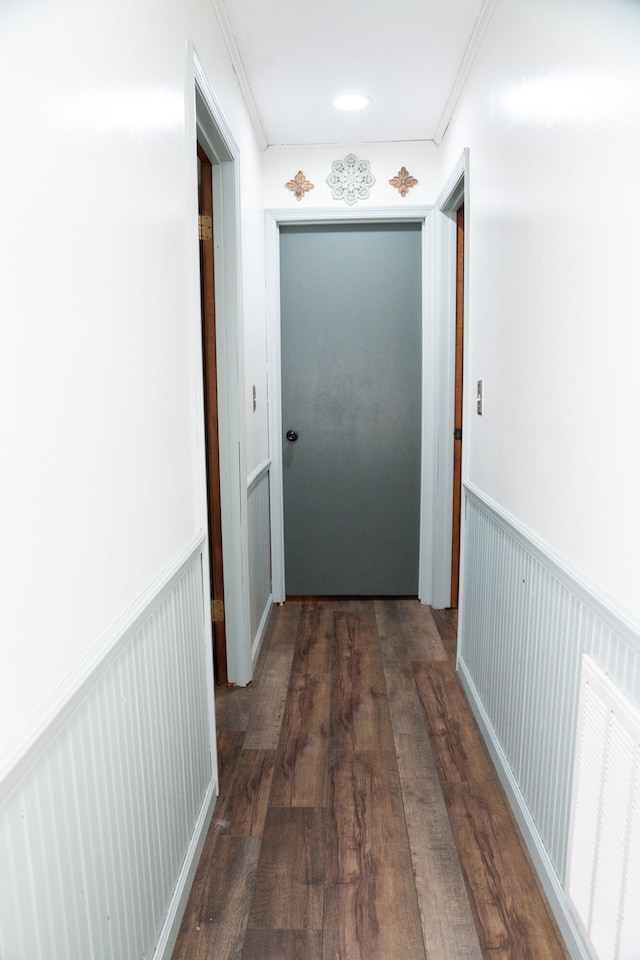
[0,536,217,960]
[459,483,640,960]
[247,459,273,668]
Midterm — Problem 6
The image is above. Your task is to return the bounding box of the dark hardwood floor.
[172,599,569,960]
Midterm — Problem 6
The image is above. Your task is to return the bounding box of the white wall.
[263,141,439,209]
[0,0,266,760]
[438,0,640,623]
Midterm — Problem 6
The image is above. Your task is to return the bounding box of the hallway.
[172,600,569,960]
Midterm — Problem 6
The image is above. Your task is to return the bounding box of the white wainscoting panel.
[459,483,640,959]
[0,537,216,960]
[248,460,273,667]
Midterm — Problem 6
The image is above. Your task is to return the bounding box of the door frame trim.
[432,149,470,612]
[189,47,252,685]
[265,205,441,604]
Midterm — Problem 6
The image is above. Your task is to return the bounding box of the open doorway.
[197,143,228,683]
[450,202,464,608]
[431,149,468,614]
[192,51,252,687]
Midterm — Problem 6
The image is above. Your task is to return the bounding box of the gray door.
[280,222,422,595]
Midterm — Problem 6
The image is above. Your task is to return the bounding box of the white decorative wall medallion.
[389,166,418,197]
[285,170,314,200]
[326,154,375,205]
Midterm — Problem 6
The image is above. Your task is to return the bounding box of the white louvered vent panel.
[618,770,640,960]
[567,656,640,960]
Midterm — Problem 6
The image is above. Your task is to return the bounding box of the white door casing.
[190,47,252,685]
[265,204,460,607]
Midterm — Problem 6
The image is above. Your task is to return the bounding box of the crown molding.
[211,0,269,152]
[433,0,497,145]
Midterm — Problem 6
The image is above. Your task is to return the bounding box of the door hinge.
[198,215,213,241]
[211,598,224,622]
[454,427,463,441]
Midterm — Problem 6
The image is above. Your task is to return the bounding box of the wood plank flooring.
[172,599,569,960]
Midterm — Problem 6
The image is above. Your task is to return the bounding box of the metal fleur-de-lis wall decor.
[326,154,375,205]
[285,171,314,200]
[389,166,418,197]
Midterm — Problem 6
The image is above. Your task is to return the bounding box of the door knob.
[286,429,299,442]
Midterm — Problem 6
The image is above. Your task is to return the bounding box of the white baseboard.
[154,775,218,960]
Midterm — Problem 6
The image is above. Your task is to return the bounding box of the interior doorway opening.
[197,143,228,684]
[450,201,464,608]
[265,206,437,606]
[430,149,468,614]
[193,51,253,687]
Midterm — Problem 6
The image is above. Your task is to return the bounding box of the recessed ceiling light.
[333,93,371,111]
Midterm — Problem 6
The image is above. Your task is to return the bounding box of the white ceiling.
[216,0,493,148]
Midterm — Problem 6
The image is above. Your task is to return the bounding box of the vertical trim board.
[248,464,273,665]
